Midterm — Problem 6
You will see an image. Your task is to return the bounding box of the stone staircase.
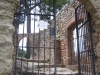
[16,59,79,75]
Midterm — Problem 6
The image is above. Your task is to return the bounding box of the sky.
[18,17,49,34]
[73,23,84,55]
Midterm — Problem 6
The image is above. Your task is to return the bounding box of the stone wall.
[56,0,100,74]
[56,0,80,65]
[32,28,54,64]
[0,0,19,75]
[17,28,55,64]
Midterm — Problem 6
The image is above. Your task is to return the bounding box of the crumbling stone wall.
[56,0,100,74]
[56,0,80,65]
[32,29,54,64]
[0,0,19,75]
[17,28,54,64]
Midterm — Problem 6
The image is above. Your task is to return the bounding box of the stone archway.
[17,32,55,64]
[18,33,34,44]
[78,0,100,74]
[56,0,100,74]
[18,33,37,59]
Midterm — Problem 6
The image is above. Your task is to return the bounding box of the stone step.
[17,59,66,69]
[16,60,80,75]
[17,68,79,75]
[17,58,48,63]
[66,65,78,71]
[36,64,66,68]
[18,71,79,75]
[17,67,80,75]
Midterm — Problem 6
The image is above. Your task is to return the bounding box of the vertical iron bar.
[32,0,36,74]
[38,29,40,75]
[81,7,84,71]
[26,0,31,74]
[32,11,36,75]
[86,49,87,74]
[27,16,31,59]
[79,22,82,73]
[88,12,96,75]
[26,0,31,59]
[49,0,51,14]
[44,29,46,74]
[49,21,52,75]
[88,24,90,75]
[26,20,29,75]
[32,33,34,75]
[14,14,19,75]
[53,0,57,74]
[49,37,51,75]
[20,14,25,75]
[75,5,81,75]
[86,17,88,75]
[83,7,86,75]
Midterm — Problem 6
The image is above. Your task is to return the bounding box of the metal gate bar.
[75,5,96,75]
[88,12,96,75]
[13,0,57,75]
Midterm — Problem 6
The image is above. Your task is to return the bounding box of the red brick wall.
[56,0,80,65]
[60,17,76,65]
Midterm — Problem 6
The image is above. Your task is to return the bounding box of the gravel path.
[16,60,78,75]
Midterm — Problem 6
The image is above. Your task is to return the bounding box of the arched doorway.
[75,4,96,75]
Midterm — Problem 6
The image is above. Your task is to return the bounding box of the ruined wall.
[32,29,54,64]
[56,0,100,74]
[56,0,80,65]
[17,28,55,64]
[0,0,19,75]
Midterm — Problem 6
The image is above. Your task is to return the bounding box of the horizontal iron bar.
[78,20,88,29]
[15,13,54,16]
[17,58,48,63]
[14,46,54,49]
[78,49,91,54]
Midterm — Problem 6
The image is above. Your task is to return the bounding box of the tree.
[14,0,70,60]
[42,0,70,10]
[18,48,26,58]
[15,0,70,24]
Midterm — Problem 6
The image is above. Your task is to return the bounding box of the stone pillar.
[0,0,19,75]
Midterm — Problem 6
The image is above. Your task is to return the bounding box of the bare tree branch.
[20,0,29,11]
[20,0,42,12]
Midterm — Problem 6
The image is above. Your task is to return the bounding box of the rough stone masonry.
[0,0,19,75]
[56,0,100,74]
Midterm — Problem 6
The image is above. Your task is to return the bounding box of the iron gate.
[75,5,96,75]
[13,0,57,75]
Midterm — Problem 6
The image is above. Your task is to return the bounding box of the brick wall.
[17,28,55,64]
[56,0,80,65]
